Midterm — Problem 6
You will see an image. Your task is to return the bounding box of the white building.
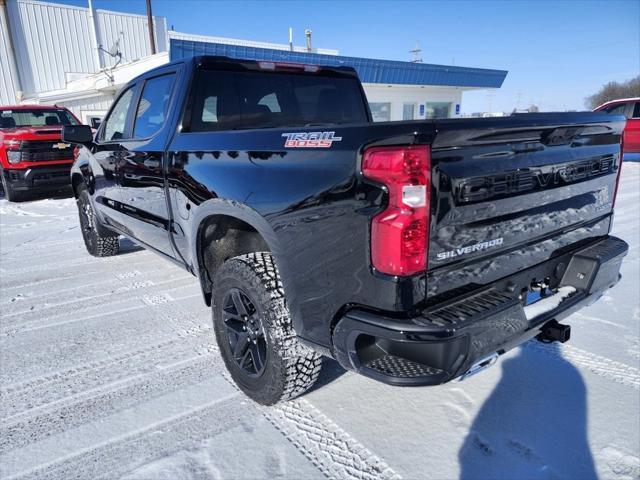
[0,0,507,124]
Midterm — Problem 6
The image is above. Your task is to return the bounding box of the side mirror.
[62,125,94,145]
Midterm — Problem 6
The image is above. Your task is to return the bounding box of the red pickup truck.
[1,105,81,201]
[594,97,640,161]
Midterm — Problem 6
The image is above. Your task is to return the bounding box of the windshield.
[189,69,369,132]
[0,109,79,129]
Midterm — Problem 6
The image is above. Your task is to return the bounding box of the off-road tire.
[1,174,27,202]
[212,252,322,405]
[77,186,119,257]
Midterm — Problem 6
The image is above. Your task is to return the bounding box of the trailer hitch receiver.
[537,319,571,343]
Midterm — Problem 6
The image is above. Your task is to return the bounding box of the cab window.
[189,69,368,132]
[101,87,135,142]
[133,74,176,138]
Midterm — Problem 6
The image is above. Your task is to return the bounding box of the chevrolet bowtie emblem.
[52,142,71,149]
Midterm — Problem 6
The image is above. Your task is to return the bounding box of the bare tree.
[586,76,640,109]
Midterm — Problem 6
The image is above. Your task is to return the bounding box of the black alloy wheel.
[222,288,268,376]
[211,252,322,405]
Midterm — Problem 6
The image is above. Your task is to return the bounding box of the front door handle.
[143,158,161,169]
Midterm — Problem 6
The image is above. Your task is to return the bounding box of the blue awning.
[169,39,507,89]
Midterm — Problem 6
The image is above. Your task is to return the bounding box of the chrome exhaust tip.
[457,352,499,382]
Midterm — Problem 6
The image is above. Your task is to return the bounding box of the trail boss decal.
[436,237,504,261]
[282,131,342,148]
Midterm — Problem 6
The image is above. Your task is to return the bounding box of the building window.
[88,116,103,129]
[81,110,107,129]
[369,102,391,122]
[425,102,451,119]
[402,103,415,120]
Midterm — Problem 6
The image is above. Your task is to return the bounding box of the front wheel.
[1,174,27,202]
[77,186,119,257]
[212,252,322,405]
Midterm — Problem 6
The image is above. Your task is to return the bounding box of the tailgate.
[426,113,625,298]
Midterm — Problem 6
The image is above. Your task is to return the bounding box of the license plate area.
[523,280,554,306]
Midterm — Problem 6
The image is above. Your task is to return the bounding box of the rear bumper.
[2,164,72,191]
[332,235,628,386]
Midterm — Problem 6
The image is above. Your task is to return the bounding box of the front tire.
[77,186,119,257]
[1,174,27,202]
[212,252,322,405]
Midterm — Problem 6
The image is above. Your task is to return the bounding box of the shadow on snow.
[459,342,596,479]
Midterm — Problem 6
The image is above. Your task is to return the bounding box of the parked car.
[594,97,640,160]
[0,105,80,201]
[63,56,627,405]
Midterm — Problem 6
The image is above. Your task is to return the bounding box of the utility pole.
[146,0,156,55]
[0,0,23,99]
[87,0,103,69]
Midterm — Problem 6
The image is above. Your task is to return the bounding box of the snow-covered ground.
[1,165,638,480]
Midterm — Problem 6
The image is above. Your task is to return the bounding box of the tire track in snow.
[1,274,195,322]
[0,217,77,235]
[0,333,215,419]
[264,399,401,480]
[5,238,79,251]
[0,248,156,276]
[222,374,401,480]
[3,393,245,480]
[0,352,222,454]
[526,342,640,390]
[0,264,185,307]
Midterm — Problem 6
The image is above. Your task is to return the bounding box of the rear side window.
[602,103,627,116]
[133,74,176,138]
[102,87,134,141]
[632,102,640,119]
[189,69,368,132]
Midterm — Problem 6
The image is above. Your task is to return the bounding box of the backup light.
[362,145,431,276]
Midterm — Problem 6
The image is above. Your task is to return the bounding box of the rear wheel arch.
[189,201,301,334]
[195,213,272,305]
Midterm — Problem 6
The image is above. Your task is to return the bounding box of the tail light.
[362,145,431,276]
[612,132,624,208]
[3,139,22,164]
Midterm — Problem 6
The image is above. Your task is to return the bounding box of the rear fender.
[188,200,301,330]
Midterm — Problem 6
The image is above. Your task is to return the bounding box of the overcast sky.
[57,0,640,113]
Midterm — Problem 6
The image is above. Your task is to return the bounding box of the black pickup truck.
[63,56,628,405]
